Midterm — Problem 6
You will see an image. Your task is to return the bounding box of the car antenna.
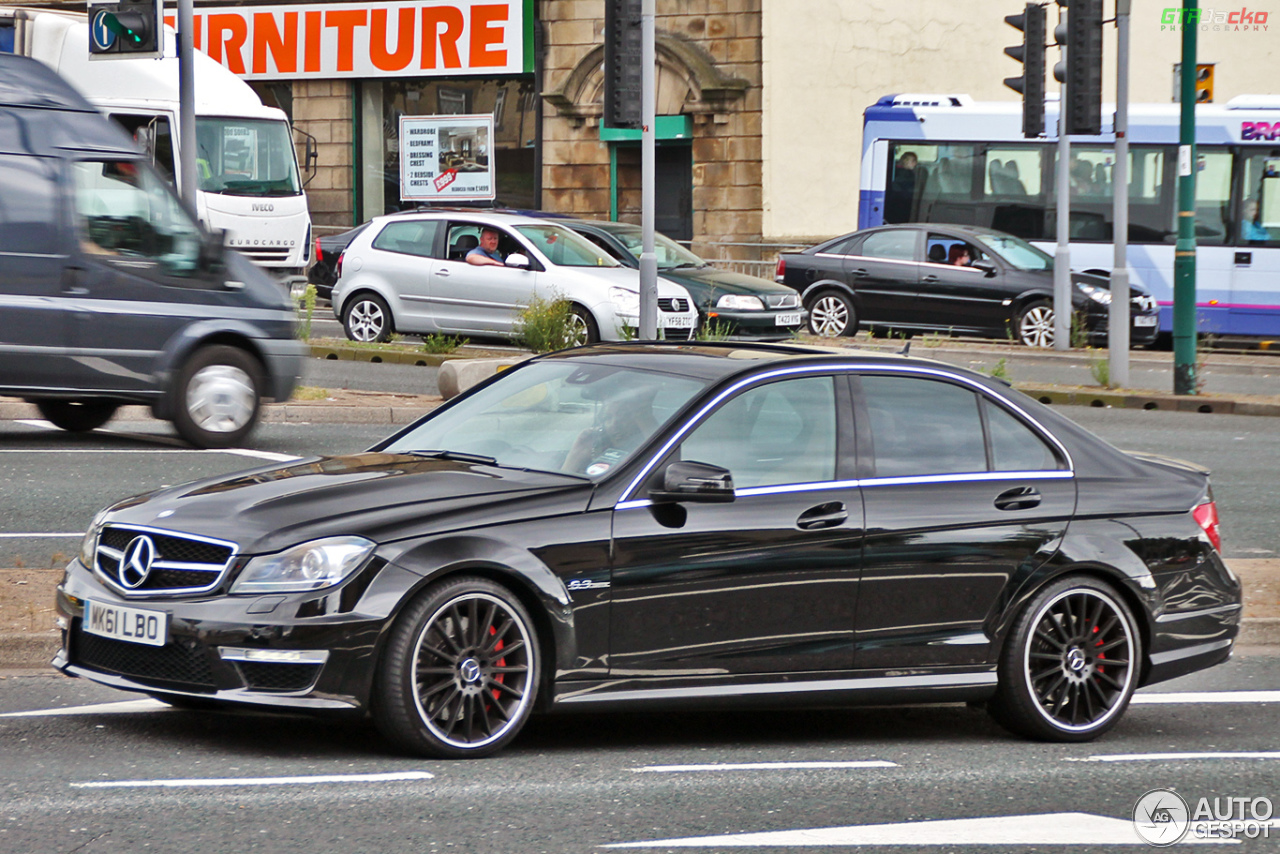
[898,341,911,357]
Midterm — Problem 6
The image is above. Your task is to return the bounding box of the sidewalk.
[2,560,1275,671]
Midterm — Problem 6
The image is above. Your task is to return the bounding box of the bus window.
[1049,146,1170,243]
[1239,153,1280,246]
[888,143,980,225]
[1193,149,1232,246]
[983,145,1045,239]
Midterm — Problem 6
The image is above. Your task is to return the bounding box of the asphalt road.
[1,650,1278,853]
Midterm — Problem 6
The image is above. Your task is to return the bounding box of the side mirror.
[973,261,997,277]
[650,460,735,504]
[505,253,531,269]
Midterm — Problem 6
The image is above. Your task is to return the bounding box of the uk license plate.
[665,315,695,329]
[775,312,802,326]
[1134,315,1158,327]
[83,600,168,647]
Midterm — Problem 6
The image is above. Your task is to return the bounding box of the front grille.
[765,293,801,309]
[663,326,696,341]
[74,626,217,692]
[658,297,690,313]
[239,248,292,263]
[95,525,238,596]
[234,661,323,693]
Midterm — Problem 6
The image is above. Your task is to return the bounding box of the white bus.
[0,7,311,285]
[860,93,1280,338]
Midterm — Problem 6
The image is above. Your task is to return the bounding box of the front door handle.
[922,274,940,284]
[994,486,1041,511]
[436,269,451,278]
[797,501,848,530]
[851,268,869,278]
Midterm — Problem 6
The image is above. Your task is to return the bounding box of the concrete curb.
[1017,386,1280,418]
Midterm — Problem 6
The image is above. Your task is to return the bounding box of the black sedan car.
[54,343,1238,757]
[306,224,368,301]
[564,219,807,340]
[776,224,1160,347]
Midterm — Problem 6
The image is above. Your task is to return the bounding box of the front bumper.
[705,309,809,341]
[1082,308,1161,346]
[52,557,407,713]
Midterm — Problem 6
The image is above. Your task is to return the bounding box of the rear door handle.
[994,486,1041,511]
[922,274,940,284]
[797,501,848,530]
[851,268,869,278]
[436,269,450,277]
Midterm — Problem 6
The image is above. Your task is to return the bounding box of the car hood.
[657,267,795,307]
[553,264,692,299]
[100,454,592,556]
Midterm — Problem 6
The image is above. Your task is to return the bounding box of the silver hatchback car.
[331,211,699,344]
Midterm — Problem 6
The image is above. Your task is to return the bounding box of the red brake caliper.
[1093,624,1104,673]
[490,625,505,703]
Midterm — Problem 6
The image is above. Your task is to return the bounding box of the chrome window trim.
[618,364,1075,504]
[93,524,239,599]
[558,671,997,705]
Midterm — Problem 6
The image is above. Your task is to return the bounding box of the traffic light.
[603,0,642,129]
[1004,4,1047,139]
[88,0,161,59]
[1064,0,1102,135]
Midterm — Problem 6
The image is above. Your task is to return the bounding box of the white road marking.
[0,447,300,461]
[603,812,1235,847]
[0,532,81,538]
[1132,691,1280,704]
[1074,752,1280,763]
[0,699,171,718]
[71,771,435,789]
[634,761,898,773]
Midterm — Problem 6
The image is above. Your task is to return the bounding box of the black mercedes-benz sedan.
[776,224,1160,347]
[54,342,1238,757]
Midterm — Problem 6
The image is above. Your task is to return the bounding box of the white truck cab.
[0,7,311,286]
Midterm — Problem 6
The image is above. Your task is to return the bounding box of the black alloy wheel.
[35,400,119,433]
[344,293,393,343]
[807,290,856,337]
[989,576,1140,741]
[375,576,539,758]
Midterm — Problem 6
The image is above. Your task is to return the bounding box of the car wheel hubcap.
[349,301,385,341]
[1020,306,1055,347]
[186,365,255,434]
[567,313,589,346]
[811,296,849,337]
[1024,589,1134,731]
[412,593,534,749]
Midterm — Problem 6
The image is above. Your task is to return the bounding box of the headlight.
[609,286,640,314]
[79,508,110,568]
[1077,283,1111,305]
[230,536,376,594]
[716,294,765,311]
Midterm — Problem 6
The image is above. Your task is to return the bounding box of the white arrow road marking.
[71,771,435,789]
[0,444,301,462]
[0,699,170,718]
[603,812,1236,847]
[634,761,898,773]
[1132,691,1280,704]
[1072,752,1280,762]
[0,532,82,538]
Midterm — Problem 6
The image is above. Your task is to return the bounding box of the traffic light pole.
[1173,0,1199,394]
[1053,11,1071,352]
[637,0,658,341]
[177,0,196,213]
[1108,0,1131,386]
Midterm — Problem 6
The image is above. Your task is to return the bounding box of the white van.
[0,6,312,286]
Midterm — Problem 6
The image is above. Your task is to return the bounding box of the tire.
[988,575,1141,742]
[344,293,392,343]
[374,576,540,758]
[568,305,600,346]
[1015,299,1055,348]
[35,400,118,433]
[807,290,856,338]
[171,345,262,449]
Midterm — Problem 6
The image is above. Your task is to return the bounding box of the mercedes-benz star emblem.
[119,535,157,589]
[459,659,482,684]
[1066,647,1087,672]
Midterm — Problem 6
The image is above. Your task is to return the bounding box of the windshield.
[381,360,708,478]
[514,225,620,267]
[195,118,301,197]
[974,233,1053,272]
[604,227,706,269]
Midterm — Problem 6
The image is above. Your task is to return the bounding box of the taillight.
[314,236,322,261]
[335,251,345,280]
[1193,500,1222,552]
[775,257,786,283]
